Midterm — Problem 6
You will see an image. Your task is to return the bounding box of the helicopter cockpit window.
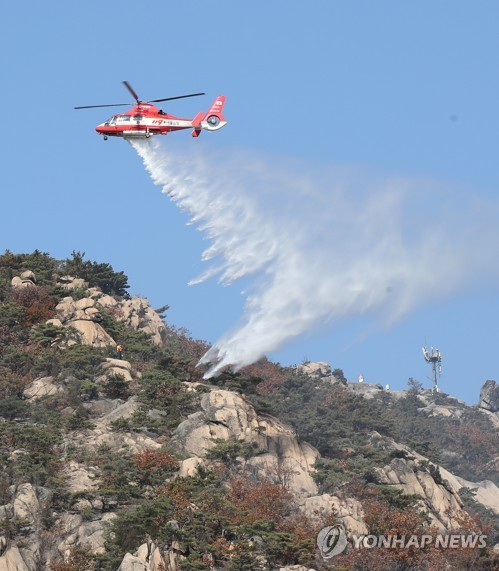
[134,115,143,122]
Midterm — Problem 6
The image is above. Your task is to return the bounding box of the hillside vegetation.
[0,250,498,571]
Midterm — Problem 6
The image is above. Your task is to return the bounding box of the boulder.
[93,294,118,308]
[0,484,49,569]
[296,361,331,378]
[454,478,499,515]
[367,432,499,523]
[58,276,88,290]
[92,395,140,428]
[301,493,368,536]
[20,271,36,283]
[23,376,62,400]
[178,457,206,477]
[347,382,384,399]
[75,298,96,311]
[52,282,167,347]
[69,320,114,346]
[101,358,133,382]
[11,271,36,289]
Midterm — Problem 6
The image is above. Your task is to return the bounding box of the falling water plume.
[131,139,499,378]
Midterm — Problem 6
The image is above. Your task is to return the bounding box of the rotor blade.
[74,103,131,110]
[123,81,140,103]
[148,92,205,103]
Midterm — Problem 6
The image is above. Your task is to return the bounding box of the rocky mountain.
[0,251,498,570]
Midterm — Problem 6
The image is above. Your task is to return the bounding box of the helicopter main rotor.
[74,81,205,110]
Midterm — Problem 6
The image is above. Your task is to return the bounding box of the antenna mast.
[422,346,442,392]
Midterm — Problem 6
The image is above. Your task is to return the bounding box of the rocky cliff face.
[172,388,319,497]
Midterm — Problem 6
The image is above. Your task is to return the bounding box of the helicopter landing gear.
[103,135,108,141]
[145,132,151,138]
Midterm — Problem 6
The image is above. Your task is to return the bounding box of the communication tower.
[422,346,442,392]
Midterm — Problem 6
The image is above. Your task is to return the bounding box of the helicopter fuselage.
[95,98,226,140]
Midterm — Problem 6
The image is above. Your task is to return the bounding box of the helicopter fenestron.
[75,81,227,140]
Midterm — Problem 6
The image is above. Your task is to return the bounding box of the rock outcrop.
[416,402,464,419]
[0,484,50,570]
[367,431,499,529]
[479,380,499,413]
[296,361,347,386]
[100,357,134,382]
[57,275,88,290]
[71,395,163,455]
[297,361,332,379]
[172,388,319,497]
[11,271,36,288]
[57,512,117,557]
[0,545,32,571]
[23,376,63,400]
[117,542,168,571]
[301,493,368,536]
[52,296,115,347]
[112,297,168,346]
[375,456,467,529]
[51,283,167,348]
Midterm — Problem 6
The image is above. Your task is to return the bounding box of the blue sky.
[1,2,499,403]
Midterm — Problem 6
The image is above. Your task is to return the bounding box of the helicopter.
[75,81,227,140]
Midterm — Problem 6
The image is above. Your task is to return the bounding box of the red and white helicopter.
[75,81,227,140]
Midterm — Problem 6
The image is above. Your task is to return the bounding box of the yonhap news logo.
[316,524,348,559]
[317,526,487,560]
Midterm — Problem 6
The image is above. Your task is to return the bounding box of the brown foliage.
[363,496,428,539]
[227,476,294,525]
[133,449,179,472]
[157,479,192,522]
[10,285,56,326]
[455,424,497,466]
[240,358,289,395]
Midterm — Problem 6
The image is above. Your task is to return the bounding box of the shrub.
[30,322,66,347]
[57,344,105,379]
[102,373,130,399]
[205,438,262,471]
[0,397,29,421]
